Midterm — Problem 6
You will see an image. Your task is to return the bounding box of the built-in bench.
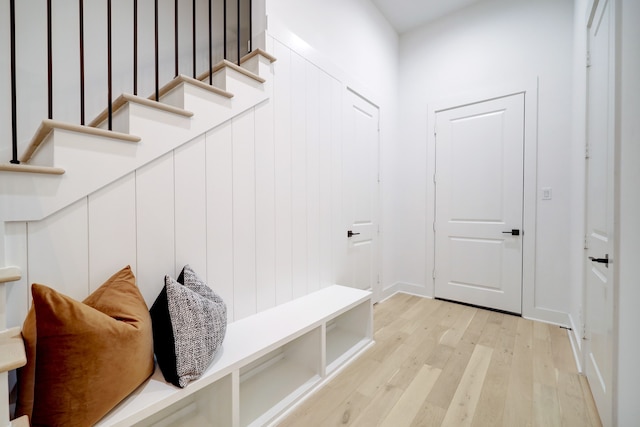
[0,283,372,427]
[91,284,373,427]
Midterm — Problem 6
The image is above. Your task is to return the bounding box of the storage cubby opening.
[326,300,372,373]
[239,327,322,427]
[132,374,233,427]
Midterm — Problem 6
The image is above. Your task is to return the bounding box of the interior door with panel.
[338,90,380,299]
[584,0,615,425]
[434,94,524,314]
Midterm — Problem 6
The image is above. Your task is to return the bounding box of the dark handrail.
[5,0,253,163]
[9,0,18,164]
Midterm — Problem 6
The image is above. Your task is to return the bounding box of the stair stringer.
[0,55,274,270]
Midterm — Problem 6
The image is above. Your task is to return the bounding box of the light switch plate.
[542,187,552,200]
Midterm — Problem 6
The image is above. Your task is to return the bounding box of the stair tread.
[0,163,65,175]
[152,74,234,102]
[89,94,194,128]
[240,48,277,64]
[0,327,26,373]
[0,266,21,283]
[198,59,266,84]
[20,119,141,164]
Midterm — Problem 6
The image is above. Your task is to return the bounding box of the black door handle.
[347,230,360,238]
[502,229,520,236]
[589,254,609,268]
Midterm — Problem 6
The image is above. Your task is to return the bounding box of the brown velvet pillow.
[16,266,154,426]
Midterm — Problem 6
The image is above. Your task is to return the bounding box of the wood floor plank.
[549,325,579,373]
[411,401,447,427]
[470,314,517,426]
[502,317,534,426]
[533,383,562,427]
[350,384,405,427]
[440,344,493,426]
[382,364,442,427]
[426,338,476,410]
[533,322,557,387]
[556,370,592,427]
[580,374,604,427]
[439,305,477,347]
[476,311,503,348]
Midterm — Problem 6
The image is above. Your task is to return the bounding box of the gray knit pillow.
[150,264,227,388]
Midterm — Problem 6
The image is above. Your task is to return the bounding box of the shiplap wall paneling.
[135,152,175,306]
[255,98,277,312]
[273,39,294,306]
[88,173,137,293]
[306,62,321,295]
[27,199,89,301]
[174,135,208,276]
[318,71,335,288]
[232,110,258,320]
[291,51,308,299]
[4,222,29,328]
[205,122,235,321]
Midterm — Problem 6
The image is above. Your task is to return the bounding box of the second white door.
[434,93,525,314]
[340,90,380,299]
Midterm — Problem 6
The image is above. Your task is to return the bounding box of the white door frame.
[426,78,561,324]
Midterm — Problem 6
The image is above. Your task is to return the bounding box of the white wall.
[395,0,575,322]
[615,0,640,423]
[266,0,401,296]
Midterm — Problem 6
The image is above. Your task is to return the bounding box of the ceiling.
[371,0,483,34]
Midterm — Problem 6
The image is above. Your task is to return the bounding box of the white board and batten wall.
[3,35,359,329]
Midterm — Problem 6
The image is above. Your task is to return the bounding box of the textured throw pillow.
[16,266,154,426]
[150,264,227,388]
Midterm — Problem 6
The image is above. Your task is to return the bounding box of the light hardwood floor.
[278,293,602,427]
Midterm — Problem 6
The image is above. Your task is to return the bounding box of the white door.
[339,90,380,299]
[584,0,615,425]
[434,94,524,314]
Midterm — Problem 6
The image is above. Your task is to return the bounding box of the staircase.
[0,47,276,426]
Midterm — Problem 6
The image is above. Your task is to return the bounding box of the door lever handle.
[347,230,360,238]
[589,254,609,267]
[502,229,520,236]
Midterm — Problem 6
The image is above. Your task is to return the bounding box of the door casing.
[426,79,563,323]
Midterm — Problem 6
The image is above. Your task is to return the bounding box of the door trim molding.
[426,78,569,326]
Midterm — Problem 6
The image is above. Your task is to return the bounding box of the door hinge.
[377,274,381,284]
[584,235,589,250]
[432,269,436,280]
[585,143,590,159]
[433,174,437,184]
[433,222,436,232]
[586,51,591,68]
